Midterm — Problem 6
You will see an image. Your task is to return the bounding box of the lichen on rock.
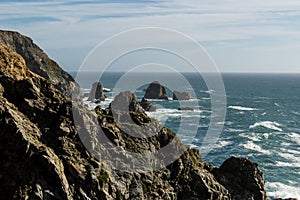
[0,33,268,200]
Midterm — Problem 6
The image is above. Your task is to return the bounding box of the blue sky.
[1,0,300,73]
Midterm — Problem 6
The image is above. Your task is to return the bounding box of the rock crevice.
[0,34,268,200]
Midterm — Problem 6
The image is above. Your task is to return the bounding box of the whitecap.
[274,103,281,107]
[267,182,300,199]
[226,128,245,133]
[274,161,299,167]
[277,152,300,163]
[291,111,300,116]
[228,106,259,111]
[187,144,198,149]
[249,121,283,132]
[239,141,272,155]
[286,132,300,145]
[218,140,232,148]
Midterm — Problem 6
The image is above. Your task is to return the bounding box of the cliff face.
[0,35,267,200]
[0,30,78,97]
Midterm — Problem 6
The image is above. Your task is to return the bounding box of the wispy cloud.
[1,0,300,72]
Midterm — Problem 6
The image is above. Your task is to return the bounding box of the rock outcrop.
[0,35,268,200]
[140,98,156,112]
[173,91,192,100]
[88,82,106,102]
[144,81,168,100]
[178,107,193,111]
[0,30,78,97]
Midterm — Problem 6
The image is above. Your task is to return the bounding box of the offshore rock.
[140,98,156,112]
[212,157,267,200]
[88,82,106,102]
[0,30,79,97]
[144,81,168,100]
[0,37,268,200]
[173,91,192,100]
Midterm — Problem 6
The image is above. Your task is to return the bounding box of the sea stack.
[88,82,106,101]
[173,91,192,100]
[144,81,168,100]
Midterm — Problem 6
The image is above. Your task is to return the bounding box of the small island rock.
[144,81,168,100]
[173,91,192,100]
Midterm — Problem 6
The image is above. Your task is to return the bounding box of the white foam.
[218,140,232,148]
[201,89,214,94]
[262,133,269,139]
[103,87,111,92]
[291,111,300,116]
[274,161,299,167]
[240,141,272,155]
[240,132,269,142]
[187,144,198,149]
[277,152,300,163]
[240,133,260,142]
[249,121,283,132]
[226,128,245,133]
[228,106,259,111]
[286,132,300,145]
[267,182,300,199]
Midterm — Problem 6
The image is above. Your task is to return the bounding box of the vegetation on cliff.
[0,32,267,200]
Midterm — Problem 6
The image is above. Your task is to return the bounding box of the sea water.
[71,72,300,199]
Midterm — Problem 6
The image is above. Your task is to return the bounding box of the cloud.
[1,0,300,72]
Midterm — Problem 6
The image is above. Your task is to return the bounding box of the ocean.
[71,72,300,199]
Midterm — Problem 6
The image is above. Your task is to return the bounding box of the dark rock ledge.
[0,32,273,200]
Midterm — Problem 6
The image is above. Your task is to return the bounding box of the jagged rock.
[0,30,79,97]
[274,198,298,200]
[139,98,156,112]
[178,107,193,111]
[0,35,268,200]
[173,91,192,100]
[88,82,106,102]
[212,156,267,200]
[144,81,168,100]
[110,91,143,113]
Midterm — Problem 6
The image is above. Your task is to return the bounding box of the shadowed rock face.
[144,81,168,100]
[88,82,106,101]
[0,36,268,200]
[140,98,156,112]
[0,30,79,97]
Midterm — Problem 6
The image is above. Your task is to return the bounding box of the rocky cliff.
[0,35,267,199]
[0,30,78,97]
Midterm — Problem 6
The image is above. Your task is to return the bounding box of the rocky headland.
[0,30,79,97]
[0,30,270,199]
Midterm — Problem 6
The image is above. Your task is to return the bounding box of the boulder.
[88,82,106,101]
[212,156,267,200]
[140,98,156,112]
[178,107,193,111]
[109,91,143,112]
[144,81,168,100]
[173,91,191,100]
